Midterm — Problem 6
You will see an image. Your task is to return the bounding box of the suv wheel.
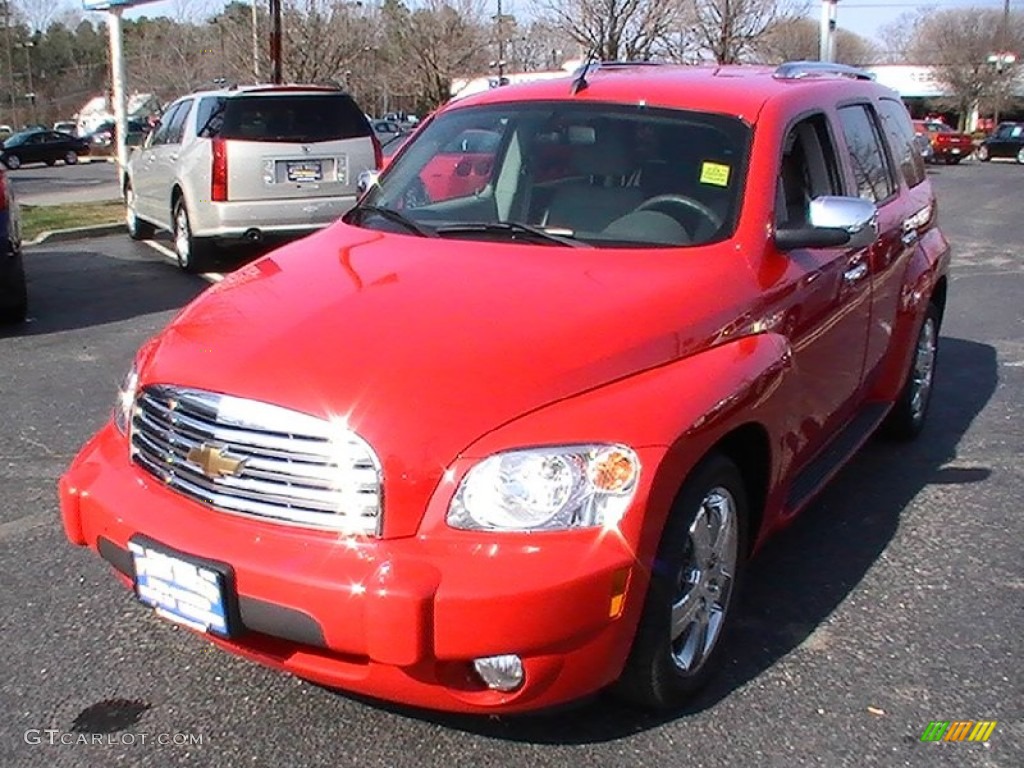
[613,453,747,711]
[976,145,990,162]
[173,199,214,274]
[0,256,28,324]
[882,302,940,441]
[125,185,156,240]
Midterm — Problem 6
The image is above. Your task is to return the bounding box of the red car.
[912,119,974,164]
[60,61,949,714]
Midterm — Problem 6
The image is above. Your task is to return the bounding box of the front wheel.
[882,302,940,441]
[977,145,990,162]
[125,185,156,240]
[613,453,748,711]
[1017,147,1024,165]
[4,154,21,170]
[172,199,214,273]
[64,151,79,165]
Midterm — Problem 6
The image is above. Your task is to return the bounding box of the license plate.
[129,537,233,636]
[286,160,323,183]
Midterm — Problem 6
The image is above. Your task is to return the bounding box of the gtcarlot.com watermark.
[25,729,203,747]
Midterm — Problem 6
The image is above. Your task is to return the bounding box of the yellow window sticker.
[700,162,731,187]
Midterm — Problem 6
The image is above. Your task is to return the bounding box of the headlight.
[447,444,640,532]
[113,364,139,434]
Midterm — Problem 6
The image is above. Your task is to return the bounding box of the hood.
[145,223,744,535]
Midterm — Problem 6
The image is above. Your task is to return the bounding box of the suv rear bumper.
[190,196,358,239]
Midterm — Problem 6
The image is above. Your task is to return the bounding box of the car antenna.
[570,47,600,95]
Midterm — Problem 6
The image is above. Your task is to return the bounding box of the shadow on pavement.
[340,336,998,744]
[0,243,208,338]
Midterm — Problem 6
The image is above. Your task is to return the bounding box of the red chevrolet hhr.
[60,61,949,714]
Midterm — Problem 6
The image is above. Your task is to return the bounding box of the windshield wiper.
[434,221,587,247]
[348,204,436,237]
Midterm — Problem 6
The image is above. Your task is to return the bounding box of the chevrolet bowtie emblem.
[187,444,244,479]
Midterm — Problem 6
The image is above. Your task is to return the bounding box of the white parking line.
[140,239,223,283]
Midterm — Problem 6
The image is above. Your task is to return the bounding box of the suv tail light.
[211,137,228,201]
[371,133,383,170]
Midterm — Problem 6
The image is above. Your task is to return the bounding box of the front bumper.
[59,424,646,713]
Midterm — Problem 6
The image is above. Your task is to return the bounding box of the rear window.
[206,93,370,143]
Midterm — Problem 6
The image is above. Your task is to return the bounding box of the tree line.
[0,0,1020,128]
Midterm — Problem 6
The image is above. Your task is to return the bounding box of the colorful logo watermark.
[920,720,997,742]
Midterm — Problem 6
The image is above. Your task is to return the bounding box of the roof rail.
[570,59,664,79]
[774,61,875,81]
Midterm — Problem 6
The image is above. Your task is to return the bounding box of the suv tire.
[173,198,215,274]
[882,302,940,441]
[125,185,156,240]
[613,453,748,711]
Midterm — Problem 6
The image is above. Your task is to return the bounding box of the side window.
[165,100,193,144]
[776,114,843,228]
[149,102,182,147]
[838,104,896,203]
[196,96,227,138]
[877,98,926,189]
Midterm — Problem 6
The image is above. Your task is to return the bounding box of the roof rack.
[774,61,875,81]
[570,59,664,79]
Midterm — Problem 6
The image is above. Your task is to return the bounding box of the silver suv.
[125,84,379,272]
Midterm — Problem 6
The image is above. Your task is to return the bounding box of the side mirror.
[357,169,380,196]
[775,195,878,251]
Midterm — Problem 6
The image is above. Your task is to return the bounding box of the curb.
[26,222,126,247]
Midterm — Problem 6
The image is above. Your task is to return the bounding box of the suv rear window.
[201,93,370,143]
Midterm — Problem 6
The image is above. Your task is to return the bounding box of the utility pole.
[819,0,838,63]
[2,0,16,128]
[270,0,282,84]
[251,0,260,81]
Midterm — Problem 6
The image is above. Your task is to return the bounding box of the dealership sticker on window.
[700,162,730,187]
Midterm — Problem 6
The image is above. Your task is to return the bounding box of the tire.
[125,184,156,240]
[4,154,21,170]
[882,302,940,441]
[977,145,990,162]
[0,257,28,325]
[613,453,749,711]
[45,158,56,167]
[64,151,79,165]
[172,198,214,273]
[1017,148,1024,165]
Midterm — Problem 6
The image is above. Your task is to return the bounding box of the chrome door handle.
[843,262,868,283]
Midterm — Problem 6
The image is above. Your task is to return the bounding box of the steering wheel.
[636,194,723,234]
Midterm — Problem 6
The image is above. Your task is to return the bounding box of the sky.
[87,0,1020,46]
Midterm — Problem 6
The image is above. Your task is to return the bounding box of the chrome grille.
[130,385,382,534]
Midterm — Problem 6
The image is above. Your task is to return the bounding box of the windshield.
[350,101,750,248]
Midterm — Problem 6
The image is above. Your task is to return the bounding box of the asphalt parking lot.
[0,162,1021,767]
[7,160,120,206]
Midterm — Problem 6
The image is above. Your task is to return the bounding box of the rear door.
[216,91,374,202]
[134,100,188,223]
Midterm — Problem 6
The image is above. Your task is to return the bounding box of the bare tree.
[908,8,1024,130]
[531,0,688,61]
[280,0,380,85]
[689,0,803,64]
[756,16,878,66]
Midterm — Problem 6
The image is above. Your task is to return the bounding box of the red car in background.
[912,120,974,164]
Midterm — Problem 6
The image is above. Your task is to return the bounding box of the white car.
[125,84,380,272]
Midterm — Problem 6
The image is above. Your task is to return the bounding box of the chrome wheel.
[1017,148,1024,165]
[5,154,20,170]
[174,205,191,268]
[977,145,989,162]
[909,316,937,423]
[670,486,738,673]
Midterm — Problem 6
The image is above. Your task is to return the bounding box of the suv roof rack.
[774,61,874,81]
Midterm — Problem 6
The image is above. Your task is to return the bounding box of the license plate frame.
[129,535,239,638]
[286,160,323,183]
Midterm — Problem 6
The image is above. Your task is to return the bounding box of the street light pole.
[819,0,838,63]
[251,0,260,80]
